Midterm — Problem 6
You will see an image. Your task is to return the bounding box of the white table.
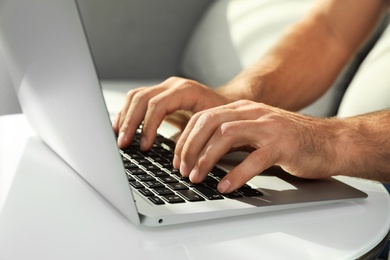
[1,113,390,260]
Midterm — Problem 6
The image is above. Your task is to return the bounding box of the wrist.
[332,113,390,182]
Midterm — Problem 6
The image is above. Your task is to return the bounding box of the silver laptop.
[0,0,367,227]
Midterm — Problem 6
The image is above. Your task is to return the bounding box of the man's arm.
[114,0,388,154]
[217,0,388,111]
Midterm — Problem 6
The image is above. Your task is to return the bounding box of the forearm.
[217,0,387,111]
[217,18,346,111]
[331,110,390,182]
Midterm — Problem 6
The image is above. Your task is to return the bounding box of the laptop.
[0,0,367,227]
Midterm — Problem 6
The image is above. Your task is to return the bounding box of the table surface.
[1,113,390,260]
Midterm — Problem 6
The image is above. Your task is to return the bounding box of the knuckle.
[187,111,208,129]
[218,122,238,137]
[191,111,203,121]
[177,78,202,91]
[197,111,217,126]
[125,87,147,98]
[177,78,193,87]
[166,76,180,82]
[129,87,157,102]
[237,99,250,105]
[131,91,145,104]
[234,99,252,107]
[147,96,161,110]
[164,76,191,89]
[125,89,137,100]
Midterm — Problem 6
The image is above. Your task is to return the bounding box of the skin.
[113,0,390,193]
[175,101,390,193]
[113,77,231,150]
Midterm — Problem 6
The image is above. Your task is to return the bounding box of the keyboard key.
[180,178,203,187]
[194,186,224,200]
[139,188,154,197]
[177,190,205,202]
[223,191,243,198]
[150,170,169,178]
[153,188,175,196]
[161,152,174,161]
[159,176,179,183]
[159,161,173,169]
[162,195,185,204]
[167,183,189,190]
[123,162,138,169]
[143,180,165,189]
[211,166,227,177]
[142,164,161,172]
[169,169,182,177]
[239,188,263,197]
[239,184,253,190]
[202,176,219,183]
[139,150,158,158]
[136,174,156,182]
[204,182,219,190]
[129,181,144,189]
[148,196,165,205]
[128,153,144,160]
[122,150,143,160]
[127,175,136,182]
[156,137,176,150]
[126,168,146,175]
[122,156,130,162]
[150,156,167,164]
[151,147,168,155]
[137,158,153,165]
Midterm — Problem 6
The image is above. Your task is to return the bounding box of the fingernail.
[189,166,199,182]
[218,179,231,194]
[140,137,148,151]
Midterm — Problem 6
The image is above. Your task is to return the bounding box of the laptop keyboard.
[120,130,263,205]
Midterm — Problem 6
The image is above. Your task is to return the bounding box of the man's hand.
[173,100,339,193]
[112,76,230,150]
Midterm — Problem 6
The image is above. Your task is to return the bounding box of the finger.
[141,84,203,151]
[112,110,122,133]
[188,119,261,183]
[116,88,144,148]
[217,145,279,193]
[188,117,282,187]
[174,108,232,177]
[117,87,146,130]
[188,121,241,183]
[176,103,255,177]
[173,111,200,171]
[175,108,238,177]
[117,87,164,148]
